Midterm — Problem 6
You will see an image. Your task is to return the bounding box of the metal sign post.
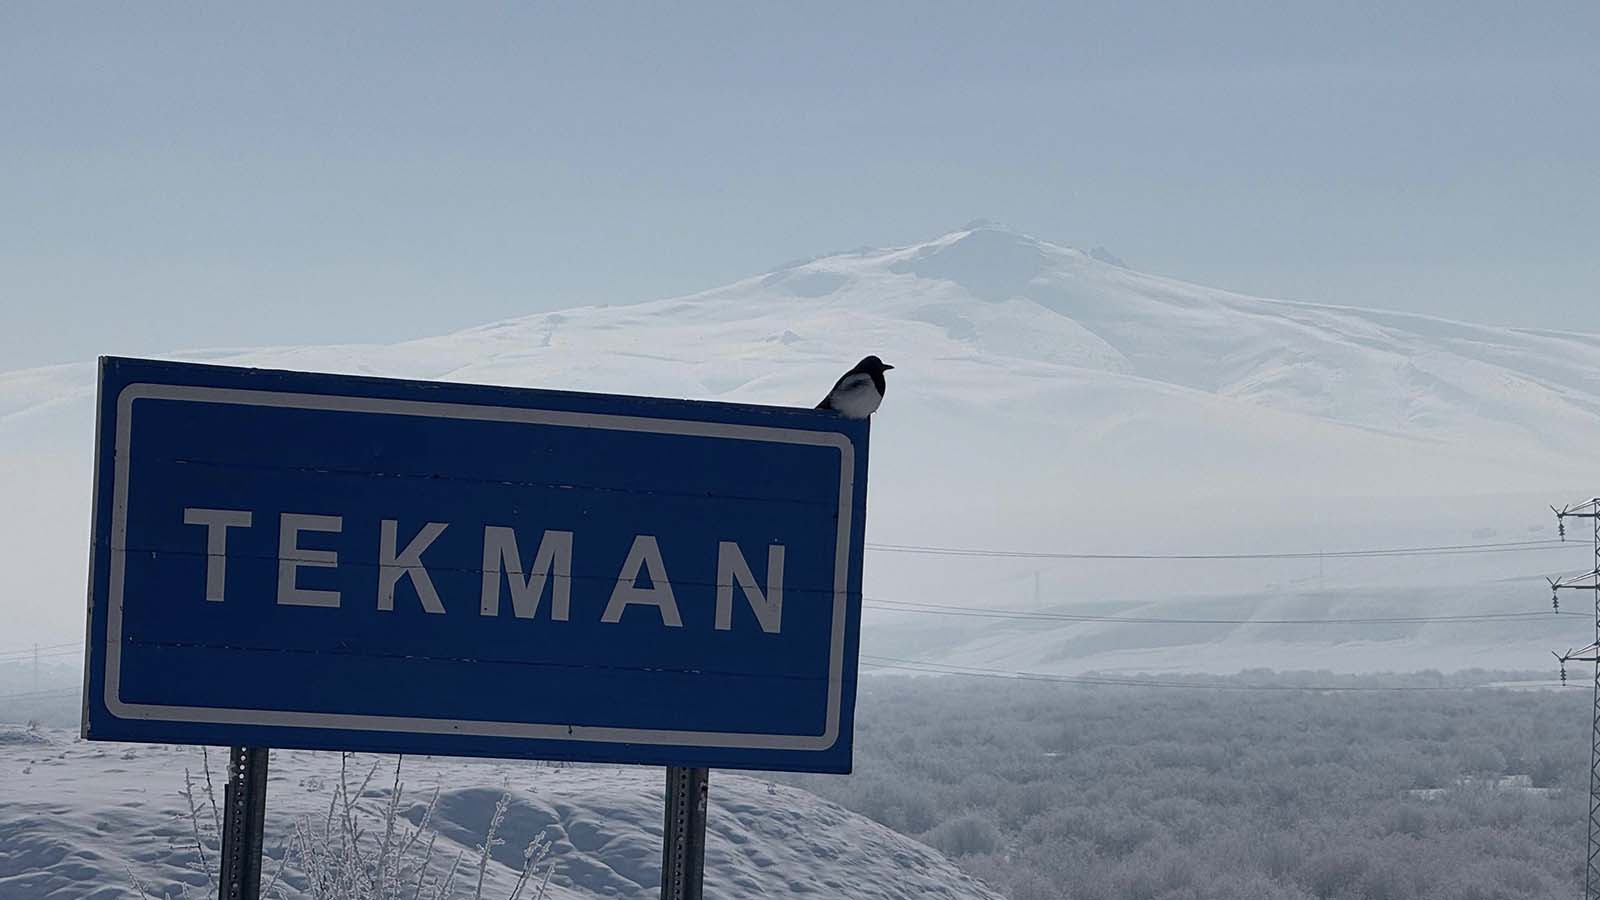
[660,767,709,900]
[217,746,269,900]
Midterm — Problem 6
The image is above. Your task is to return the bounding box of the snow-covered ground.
[4,223,1596,674]
[0,726,1000,900]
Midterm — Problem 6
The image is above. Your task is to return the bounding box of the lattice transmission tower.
[1550,498,1600,899]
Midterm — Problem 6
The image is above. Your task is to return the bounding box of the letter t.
[182,508,253,602]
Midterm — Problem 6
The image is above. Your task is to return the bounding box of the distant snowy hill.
[0,728,1000,899]
[3,224,1596,674]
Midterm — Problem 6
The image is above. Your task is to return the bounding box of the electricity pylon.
[1550,498,1600,899]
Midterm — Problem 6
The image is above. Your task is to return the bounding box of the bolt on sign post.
[81,357,871,900]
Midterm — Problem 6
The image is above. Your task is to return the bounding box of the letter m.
[480,526,573,620]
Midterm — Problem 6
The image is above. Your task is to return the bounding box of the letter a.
[601,535,682,627]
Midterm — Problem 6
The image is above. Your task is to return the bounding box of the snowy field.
[4,675,1589,900]
[0,725,999,900]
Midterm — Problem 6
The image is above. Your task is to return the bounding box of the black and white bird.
[816,355,894,419]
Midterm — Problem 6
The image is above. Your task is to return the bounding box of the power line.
[0,538,1575,653]
[0,640,81,659]
[0,686,79,702]
[5,598,1581,664]
[0,647,83,664]
[0,647,86,663]
[0,661,1519,699]
[865,537,1575,562]
[867,597,1587,626]
[861,655,1514,692]
[1,539,1578,669]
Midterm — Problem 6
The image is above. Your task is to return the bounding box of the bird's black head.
[856,355,895,373]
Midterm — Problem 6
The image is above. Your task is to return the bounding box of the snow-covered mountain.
[0,728,1000,900]
[3,224,1596,673]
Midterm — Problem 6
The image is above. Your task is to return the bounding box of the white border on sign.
[105,383,854,752]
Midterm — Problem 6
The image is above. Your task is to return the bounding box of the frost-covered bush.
[780,674,1588,900]
[133,752,552,900]
[927,813,1001,857]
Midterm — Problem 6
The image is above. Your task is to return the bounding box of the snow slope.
[0,727,1000,900]
[3,224,1596,673]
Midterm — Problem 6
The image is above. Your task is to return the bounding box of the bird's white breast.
[827,374,882,419]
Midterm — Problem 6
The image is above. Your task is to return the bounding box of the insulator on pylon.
[1560,662,1568,685]
[1559,520,1566,539]
[1554,593,1561,612]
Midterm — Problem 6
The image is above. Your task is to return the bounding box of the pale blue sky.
[3,1,1596,369]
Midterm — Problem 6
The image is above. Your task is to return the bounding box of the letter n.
[715,542,784,633]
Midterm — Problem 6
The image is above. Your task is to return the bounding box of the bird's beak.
[882,364,895,371]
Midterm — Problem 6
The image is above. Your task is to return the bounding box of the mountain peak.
[957,217,1020,233]
[891,224,1052,302]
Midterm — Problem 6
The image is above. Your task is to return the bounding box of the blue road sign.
[82,357,869,773]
